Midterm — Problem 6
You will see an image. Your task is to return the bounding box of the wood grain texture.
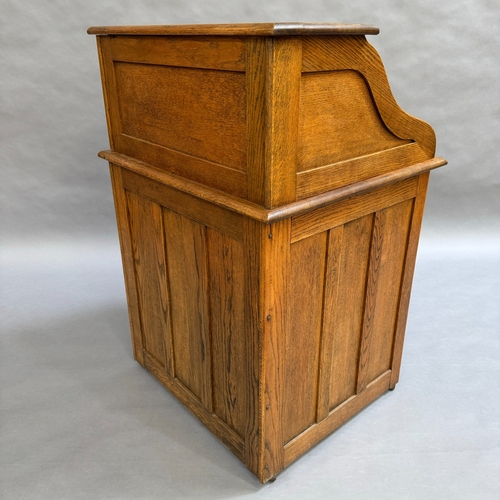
[291,177,418,243]
[261,219,290,481]
[285,232,328,435]
[302,36,436,158]
[121,169,244,242]
[143,351,244,461]
[88,23,380,37]
[109,35,246,71]
[284,370,391,467]
[356,200,414,392]
[108,165,144,365]
[163,209,213,411]
[242,218,266,479]
[246,37,268,205]
[126,191,170,369]
[207,229,247,437]
[93,28,447,484]
[101,150,446,223]
[297,142,428,200]
[328,215,373,410]
[316,226,344,422]
[298,70,409,172]
[389,173,429,388]
[264,37,301,208]
[96,37,122,149]
[114,62,246,171]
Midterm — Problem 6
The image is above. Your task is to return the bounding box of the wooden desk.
[88,23,446,483]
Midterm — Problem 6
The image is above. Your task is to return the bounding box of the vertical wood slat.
[357,209,384,393]
[329,215,373,409]
[109,164,144,366]
[284,231,328,441]
[357,200,414,393]
[261,219,290,481]
[265,38,301,208]
[126,190,171,371]
[246,38,267,206]
[243,218,265,479]
[96,37,122,149]
[207,229,247,438]
[390,173,430,388]
[163,209,213,412]
[246,37,301,208]
[316,226,344,422]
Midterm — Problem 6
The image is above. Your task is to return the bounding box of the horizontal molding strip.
[98,150,447,223]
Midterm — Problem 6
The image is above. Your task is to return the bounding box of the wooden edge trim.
[283,370,391,467]
[98,150,447,223]
[108,164,144,365]
[389,172,430,388]
[142,350,245,461]
[88,23,379,37]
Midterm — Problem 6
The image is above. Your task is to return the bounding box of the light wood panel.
[163,209,212,411]
[296,142,428,199]
[298,70,408,172]
[327,215,373,411]
[126,191,170,369]
[284,231,328,443]
[302,36,436,158]
[121,169,244,242]
[207,229,247,438]
[264,38,302,207]
[109,35,246,71]
[114,62,246,171]
[291,177,418,243]
[357,200,414,392]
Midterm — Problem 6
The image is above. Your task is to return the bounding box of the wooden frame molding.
[101,150,446,224]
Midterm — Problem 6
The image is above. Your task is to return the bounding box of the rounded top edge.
[87,22,379,37]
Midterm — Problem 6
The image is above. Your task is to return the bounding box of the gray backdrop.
[1,1,499,499]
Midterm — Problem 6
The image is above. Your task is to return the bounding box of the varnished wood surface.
[302,36,437,158]
[92,26,447,484]
[101,150,447,223]
[88,23,380,37]
[298,70,409,172]
[109,35,246,71]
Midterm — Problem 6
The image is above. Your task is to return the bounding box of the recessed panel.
[298,70,408,172]
[114,62,246,171]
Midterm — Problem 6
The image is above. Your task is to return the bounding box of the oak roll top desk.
[88,23,447,483]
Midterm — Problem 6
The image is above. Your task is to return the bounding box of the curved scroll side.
[302,36,436,158]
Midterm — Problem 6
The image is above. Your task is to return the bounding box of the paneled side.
[298,70,409,172]
[126,191,171,369]
[327,214,374,411]
[365,200,414,384]
[284,231,328,444]
[207,229,247,438]
[357,200,414,391]
[163,209,212,411]
[114,63,246,171]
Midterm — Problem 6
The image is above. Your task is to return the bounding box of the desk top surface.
[87,22,379,37]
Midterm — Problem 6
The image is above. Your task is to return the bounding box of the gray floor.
[1,236,499,499]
